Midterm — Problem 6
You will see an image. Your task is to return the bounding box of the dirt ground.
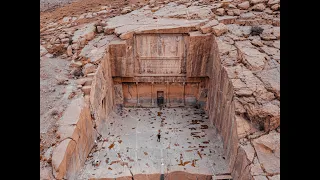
[40,0,148,26]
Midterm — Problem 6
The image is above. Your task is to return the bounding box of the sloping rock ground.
[40,0,280,179]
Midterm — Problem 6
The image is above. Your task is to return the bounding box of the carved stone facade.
[109,32,214,107]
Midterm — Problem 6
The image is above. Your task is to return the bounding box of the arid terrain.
[40,0,280,179]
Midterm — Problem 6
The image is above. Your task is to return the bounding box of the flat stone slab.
[104,3,209,39]
[77,108,229,179]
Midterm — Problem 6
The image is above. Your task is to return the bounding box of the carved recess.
[134,34,187,76]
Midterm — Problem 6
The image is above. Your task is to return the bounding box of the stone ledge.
[52,97,97,179]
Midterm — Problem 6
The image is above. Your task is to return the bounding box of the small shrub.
[251,26,264,36]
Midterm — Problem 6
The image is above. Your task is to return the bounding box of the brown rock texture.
[52,97,97,179]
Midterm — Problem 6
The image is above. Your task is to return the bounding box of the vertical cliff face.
[206,33,280,180]
[206,35,239,176]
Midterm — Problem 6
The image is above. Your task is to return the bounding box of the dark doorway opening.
[157,91,164,107]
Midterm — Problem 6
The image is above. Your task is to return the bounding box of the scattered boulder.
[252,3,266,11]
[233,9,241,16]
[271,4,280,10]
[238,1,250,10]
[212,23,228,36]
[40,45,48,56]
[96,26,103,33]
[82,63,96,76]
[67,45,73,56]
[250,0,267,4]
[215,8,225,16]
[200,20,219,34]
[267,0,280,5]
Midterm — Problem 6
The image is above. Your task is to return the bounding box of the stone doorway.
[157,91,164,106]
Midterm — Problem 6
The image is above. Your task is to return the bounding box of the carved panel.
[135,34,187,75]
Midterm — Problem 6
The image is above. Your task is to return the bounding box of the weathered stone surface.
[233,9,241,16]
[154,3,213,19]
[273,27,280,39]
[250,0,267,4]
[40,45,48,56]
[216,8,225,16]
[67,45,73,56]
[273,40,280,49]
[199,20,219,34]
[253,131,280,174]
[250,156,266,176]
[76,78,92,86]
[119,31,134,40]
[212,23,228,36]
[96,26,103,33]
[235,41,267,71]
[251,39,264,47]
[227,24,251,37]
[236,115,252,138]
[268,175,280,180]
[82,63,96,76]
[81,86,91,95]
[79,35,116,64]
[260,25,277,40]
[217,16,237,25]
[238,1,250,10]
[253,176,268,180]
[268,0,280,5]
[52,139,72,179]
[260,46,280,56]
[53,97,96,179]
[252,3,266,11]
[90,60,114,129]
[271,4,280,10]
[72,23,96,43]
[255,68,280,98]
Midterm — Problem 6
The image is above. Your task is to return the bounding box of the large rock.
[252,3,266,11]
[273,41,280,49]
[268,0,280,5]
[235,41,267,71]
[212,23,228,36]
[199,20,219,34]
[238,1,250,10]
[252,131,280,174]
[271,4,280,10]
[273,27,280,39]
[255,68,280,98]
[260,46,280,56]
[79,35,116,64]
[250,0,267,4]
[67,45,73,56]
[227,24,251,37]
[72,23,96,43]
[215,8,225,16]
[82,63,96,76]
[40,45,48,56]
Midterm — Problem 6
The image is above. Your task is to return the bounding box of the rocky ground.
[40,0,280,179]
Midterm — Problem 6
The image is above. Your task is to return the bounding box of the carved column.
[151,82,154,107]
[183,82,186,106]
[166,81,169,107]
[136,82,140,106]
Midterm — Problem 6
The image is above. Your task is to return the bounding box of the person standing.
[157,130,161,142]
